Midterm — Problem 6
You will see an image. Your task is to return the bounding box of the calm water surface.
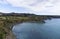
[12,19,60,39]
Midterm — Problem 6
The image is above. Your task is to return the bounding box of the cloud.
[0,9,11,13]
[6,0,53,11]
[0,0,60,15]
[0,0,7,4]
[6,0,60,11]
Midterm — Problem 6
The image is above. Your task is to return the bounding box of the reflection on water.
[12,19,60,39]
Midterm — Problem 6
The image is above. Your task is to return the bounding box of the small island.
[0,12,60,39]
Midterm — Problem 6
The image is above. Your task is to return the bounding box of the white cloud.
[0,0,7,4]
[0,9,11,13]
[0,0,60,15]
[6,0,50,12]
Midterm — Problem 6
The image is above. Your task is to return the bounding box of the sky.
[0,0,60,15]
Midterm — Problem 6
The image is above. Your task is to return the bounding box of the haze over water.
[12,18,60,39]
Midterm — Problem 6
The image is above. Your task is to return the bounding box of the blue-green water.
[12,19,60,39]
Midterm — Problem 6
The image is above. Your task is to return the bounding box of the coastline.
[0,13,56,39]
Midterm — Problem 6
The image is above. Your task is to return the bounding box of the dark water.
[12,19,60,39]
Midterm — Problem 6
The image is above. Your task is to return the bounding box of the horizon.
[1,12,60,16]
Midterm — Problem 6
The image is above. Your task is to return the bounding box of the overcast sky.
[0,0,60,15]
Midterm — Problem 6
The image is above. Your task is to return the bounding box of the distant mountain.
[0,12,36,16]
[0,12,60,18]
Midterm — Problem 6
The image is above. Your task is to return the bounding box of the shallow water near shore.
[12,18,60,39]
